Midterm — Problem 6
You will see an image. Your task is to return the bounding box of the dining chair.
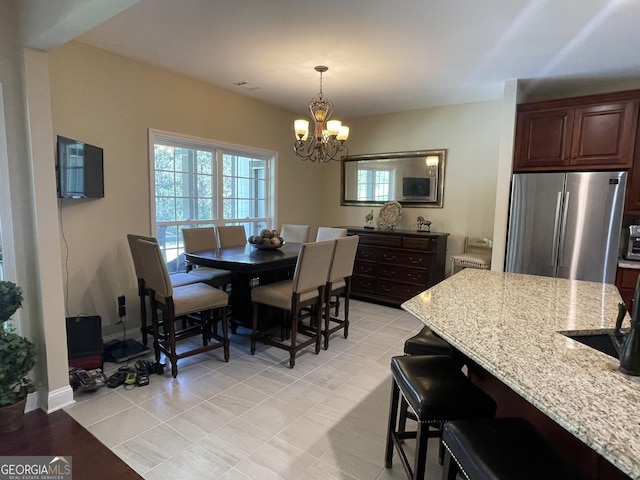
[127,233,205,345]
[280,224,310,243]
[217,225,247,247]
[136,238,230,377]
[322,235,359,349]
[182,227,232,289]
[250,240,335,368]
[315,227,347,242]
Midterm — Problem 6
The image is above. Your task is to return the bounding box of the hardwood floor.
[0,408,141,479]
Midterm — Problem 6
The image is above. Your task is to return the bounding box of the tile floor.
[65,300,445,480]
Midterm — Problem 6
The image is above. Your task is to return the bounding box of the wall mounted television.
[56,135,104,198]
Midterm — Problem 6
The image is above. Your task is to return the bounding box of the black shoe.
[106,367,131,388]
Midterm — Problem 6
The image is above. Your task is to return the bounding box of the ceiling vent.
[232,81,262,91]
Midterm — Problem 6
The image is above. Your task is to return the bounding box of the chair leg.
[323,289,331,350]
[289,311,297,368]
[343,288,350,339]
[221,307,230,362]
[314,299,322,354]
[250,303,258,355]
[385,378,400,468]
[150,303,162,363]
[413,421,430,480]
[441,450,458,480]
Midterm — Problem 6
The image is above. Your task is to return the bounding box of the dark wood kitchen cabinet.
[623,128,640,214]
[616,266,640,311]
[345,227,448,307]
[514,90,640,172]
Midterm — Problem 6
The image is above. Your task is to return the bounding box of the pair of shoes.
[106,366,133,388]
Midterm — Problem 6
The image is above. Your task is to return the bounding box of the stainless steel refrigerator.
[505,171,626,284]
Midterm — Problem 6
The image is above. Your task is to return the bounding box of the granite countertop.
[619,259,640,269]
[402,269,640,480]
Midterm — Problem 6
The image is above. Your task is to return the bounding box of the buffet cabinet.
[346,227,448,306]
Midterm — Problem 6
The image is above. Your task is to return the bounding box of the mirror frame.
[340,149,446,207]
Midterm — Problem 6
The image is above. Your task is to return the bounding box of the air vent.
[232,81,262,91]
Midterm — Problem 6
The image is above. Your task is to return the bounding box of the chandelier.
[294,66,349,162]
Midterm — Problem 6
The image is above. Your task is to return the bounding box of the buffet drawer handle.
[409,257,424,264]
[383,254,397,261]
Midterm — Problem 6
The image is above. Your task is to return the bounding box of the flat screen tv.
[402,177,430,197]
[56,136,104,199]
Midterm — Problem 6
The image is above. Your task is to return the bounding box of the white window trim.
[147,128,278,236]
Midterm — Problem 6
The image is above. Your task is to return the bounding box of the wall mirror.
[341,149,446,207]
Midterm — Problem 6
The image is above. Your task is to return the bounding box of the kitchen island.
[402,269,640,480]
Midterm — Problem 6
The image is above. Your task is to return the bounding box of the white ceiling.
[73,0,640,118]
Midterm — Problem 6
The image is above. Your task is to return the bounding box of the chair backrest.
[465,237,492,254]
[136,239,173,298]
[182,227,217,253]
[315,227,347,242]
[328,235,360,283]
[217,225,247,247]
[127,233,157,280]
[280,224,310,243]
[292,241,334,295]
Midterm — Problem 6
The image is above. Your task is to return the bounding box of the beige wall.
[320,101,502,274]
[48,41,325,336]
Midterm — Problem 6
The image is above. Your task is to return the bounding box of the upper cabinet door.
[514,107,573,170]
[513,91,640,172]
[570,100,638,168]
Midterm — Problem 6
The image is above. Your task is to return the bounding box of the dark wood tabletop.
[185,242,301,274]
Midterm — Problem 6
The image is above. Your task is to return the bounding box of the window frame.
[148,129,277,272]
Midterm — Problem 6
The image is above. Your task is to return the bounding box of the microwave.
[626,225,640,260]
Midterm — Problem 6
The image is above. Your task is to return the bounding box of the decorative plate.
[377,201,402,229]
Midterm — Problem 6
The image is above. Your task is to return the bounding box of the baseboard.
[44,385,75,413]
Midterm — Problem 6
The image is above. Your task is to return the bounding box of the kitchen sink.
[561,330,619,359]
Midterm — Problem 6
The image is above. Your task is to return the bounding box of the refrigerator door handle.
[557,191,570,267]
[551,192,563,267]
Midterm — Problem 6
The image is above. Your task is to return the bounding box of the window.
[357,168,394,201]
[149,130,276,273]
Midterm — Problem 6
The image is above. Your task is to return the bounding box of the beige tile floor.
[65,300,445,480]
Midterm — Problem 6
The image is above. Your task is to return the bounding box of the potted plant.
[0,280,35,432]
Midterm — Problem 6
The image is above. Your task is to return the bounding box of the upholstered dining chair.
[315,227,347,242]
[280,224,310,244]
[127,233,204,345]
[217,225,247,247]
[136,238,230,377]
[322,235,359,349]
[182,227,231,289]
[250,240,335,368]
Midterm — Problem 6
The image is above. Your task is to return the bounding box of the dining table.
[185,242,302,328]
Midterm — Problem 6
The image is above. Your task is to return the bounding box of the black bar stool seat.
[385,355,496,480]
[441,417,578,480]
[404,326,454,356]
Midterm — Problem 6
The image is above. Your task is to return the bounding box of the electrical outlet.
[117,295,126,318]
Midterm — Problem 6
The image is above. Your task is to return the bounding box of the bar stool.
[385,355,496,480]
[441,417,578,480]
[400,326,464,451]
